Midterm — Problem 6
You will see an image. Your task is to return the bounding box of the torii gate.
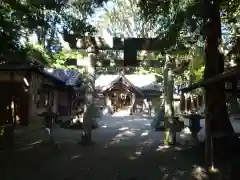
[63,32,166,67]
[63,33,187,145]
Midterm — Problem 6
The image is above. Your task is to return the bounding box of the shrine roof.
[0,64,66,85]
[95,74,162,91]
[0,63,82,87]
[44,68,82,86]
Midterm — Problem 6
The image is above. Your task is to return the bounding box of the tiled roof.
[95,74,119,90]
[44,68,82,86]
[125,74,162,90]
[99,75,145,96]
[95,74,162,91]
[0,64,66,84]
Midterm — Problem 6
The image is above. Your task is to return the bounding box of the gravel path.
[1,112,202,180]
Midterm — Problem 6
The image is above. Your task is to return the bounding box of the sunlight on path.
[13,111,240,179]
[12,111,197,180]
[112,108,130,117]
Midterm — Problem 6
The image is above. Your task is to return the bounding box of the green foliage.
[194,66,205,83]
[51,50,85,68]
[137,0,240,88]
[0,0,108,67]
[25,44,51,64]
[138,0,240,53]
[0,0,43,61]
[221,0,240,24]
[98,0,155,37]
[138,0,201,52]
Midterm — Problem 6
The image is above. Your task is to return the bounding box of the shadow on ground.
[0,115,239,180]
[1,142,204,180]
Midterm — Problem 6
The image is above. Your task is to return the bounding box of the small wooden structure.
[102,75,145,111]
[95,74,162,112]
[0,63,83,127]
[44,68,83,119]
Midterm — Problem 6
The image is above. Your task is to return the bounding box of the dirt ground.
[0,113,236,180]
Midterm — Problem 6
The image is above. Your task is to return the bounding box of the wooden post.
[80,44,98,145]
[68,90,73,116]
[124,39,138,67]
[164,54,176,145]
[196,95,199,109]
[180,92,185,111]
[205,91,212,168]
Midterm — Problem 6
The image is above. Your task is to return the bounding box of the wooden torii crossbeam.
[66,58,165,68]
[122,38,165,66]
[63,33,165,67]
[181,66,240,92]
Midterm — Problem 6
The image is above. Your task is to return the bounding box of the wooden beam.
[113,38,124,50]
[66,59,165,68]
[224,88,240,93]
[76,37,124,50]
[211,132,240,138]
[124,39,138,66]
[181,67,240,92]
[75,37,163,51]
[124,38,162,50]
[66,37,164,68]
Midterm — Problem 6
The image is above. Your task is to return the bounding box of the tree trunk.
[164,54,176,145]
[203,0,240,164]
[230,80,240,115]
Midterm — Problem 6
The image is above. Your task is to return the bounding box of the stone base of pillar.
[79,131,95,146]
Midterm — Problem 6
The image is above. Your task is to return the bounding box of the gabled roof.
[101,75,145,96]
[0,64,66,85]
[95,74,162,91]
[121,76,145,96]
[95,74,119,90]
[44,68,82,86]
[100,75,122,92]
[0,63,82,87]
[125,74,162,90]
